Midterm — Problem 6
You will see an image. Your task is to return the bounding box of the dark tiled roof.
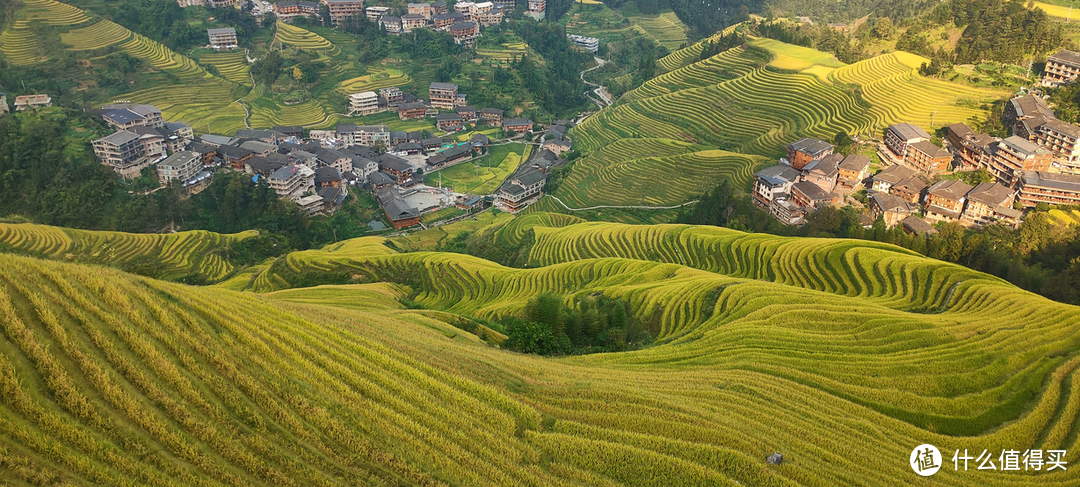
[838,154,870,172]
[436,112,463,121]
[901,215,936,235]
[1000,135,1050,156]
[217,145,254,158]
[966,182,1013,207]
[909,140,952,159]
[1009,94,1055,119]
[754,164,801,185]
[788,137,834,156]
[948,123,973,138]
[503,118,532,127]
[1050,49,1080,67]
[1041,119,1080,138]
[928,179,974,201]
[430,82,458,91]
[792,181,832,201]
[480,107,503,115]
[870,192,914,213]
[377,153,413,172]
[315,166,343,185]
[874,165,916,185]
[1021,171,1080,191]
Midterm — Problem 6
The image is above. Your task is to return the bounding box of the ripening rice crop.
[0,23,38,65]
[60,19,133,51]
[3,215,1080,485]
[657,21,744,72]
[198,51,252,86]
[20,0,89,25]
[626,12,689,50]
[1049,208,1080,226]
[337,67,411,94]
[276,21,339,54]
[0,222,256,282]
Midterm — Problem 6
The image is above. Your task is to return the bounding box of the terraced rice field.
[20,0,89,25]
[657,22,744,72]
[276,21,339,54]
[5,216,1080,485]
[569,40,1005,206]
[1049,208,1080,226]
[0,223,256,282]
[198,52,252,86]
[196,216,1080,485]
[626,12,689,50]
[249,98,330,129]
[477,42,528,61]
[337,67,411,94]
[60,19,132,51]
[0,22,38,65]
[556,140,769,207]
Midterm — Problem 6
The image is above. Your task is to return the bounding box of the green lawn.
[424,143,530,195]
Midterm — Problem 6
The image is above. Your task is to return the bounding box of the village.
[752,48,1080,235]
[56,77,572,231]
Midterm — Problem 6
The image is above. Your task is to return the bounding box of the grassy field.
[0,222,257,282]
[566,39,1005,207]
[1049,208,1080,226]
[423,143,530,195]
[3,216,1080,484]
[1035,1,1076,19]
[391,209,516,251]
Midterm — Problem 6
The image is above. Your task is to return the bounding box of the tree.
[504,319,558,354]
[873,17,893,39]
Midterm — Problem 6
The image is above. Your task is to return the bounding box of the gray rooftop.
[888,123,931,141]
[96,130,140,145]
[870,192,913,213]
[1050,49,1080,67]
[158,151,199,169]
[873,164,917,185]
[838,154,871,172]
[503,118,532,126]
[928,179,973,201]
[966,182,1013,208]
[792,181,832,201]
[207,27,236,35]
[909,140,952,158]
[788,137,834,156]
[1021,171,1080,191]
[436,112,463,121]
[430,82,458,91]
[1000,135,1049,156]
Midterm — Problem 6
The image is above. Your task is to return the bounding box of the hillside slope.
[563,39,1005,207]
[2,218,1080,484]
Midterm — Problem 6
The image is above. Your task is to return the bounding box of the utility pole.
[1069,6,1073,23]
[930,110,937,127]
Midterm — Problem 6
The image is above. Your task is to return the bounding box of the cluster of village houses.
[71,81,570,228]
[201,0,547,50]
[754,49,1080,234]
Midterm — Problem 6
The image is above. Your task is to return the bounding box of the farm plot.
[198,52,252,86]
[0,222,256,282]
[337,67,411,94]
[60,19,132,51]
[276,21,340,54]
[0,23,39,65]
[626,12,689,50]
[424,145,528,195]
[20,0,89,25]
[657,21,744,72]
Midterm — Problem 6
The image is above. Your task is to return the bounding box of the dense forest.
[0,109,378,252]
[678,179,1080,306]
[929,0,1065,64]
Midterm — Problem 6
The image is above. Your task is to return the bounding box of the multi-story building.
[471,2,502,25]
[177,0,207,7]
[156,151,202,184]
[433,0,448,13]
[93,131,151,178]
[449,21,479,46]
[753,164,801,207]
[1005,94,1055,131]
[407,2,433,18]
[429,82,459,109]
[436,113,465,131]
[454,1,474,19]
[495,168,546,212]
[961,182,1019,227]
[525,0,545,20]
[479,107,503,124]
[336,124,390,147]
[325,0,365,25]
[397,102,427,120]
[380,16,403,34]
[567,34,599,53]
[1017,170,1080,207]
[871,164,916,193]
[800,153,841,193]
[836,154,871,192]
[402,13,428,32]
[13,94,51,111]
[348,91,380,115]
[948,123,998,170]
[207,27,238,49]
[790,181,836,209]
[502,118,533,133]
[988,136,1054,187]
[434,11,466,29]
[786,137,834,170]
[99,103,164,129]
[1044,50,1080,87]
[379,86,404,104]
[905,140,953,175]
[1035,119,1080,174]
[365,5,390,21]
[884,123,931,160]
[924,179,973,224]
[269,164,316,200]
[158,121,193,153]
[869,193,916,227]
[274,1,320,22]
[0,92,9,115]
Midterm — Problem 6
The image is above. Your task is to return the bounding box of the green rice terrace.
[423,143,532,195]
[1,214,1078,485]
[562,38,1006,208]
[0,222,257,282]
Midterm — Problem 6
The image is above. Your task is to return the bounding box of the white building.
[348,91,380,115]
